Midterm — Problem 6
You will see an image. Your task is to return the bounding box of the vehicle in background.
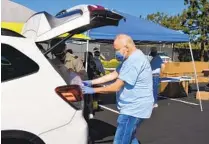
[158,52,172,63]
[147,51,172,63]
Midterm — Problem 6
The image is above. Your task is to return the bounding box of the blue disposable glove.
[82,80,92,87]
[82,86,95,94]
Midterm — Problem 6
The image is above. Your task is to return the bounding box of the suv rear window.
[1,28,25,38]
[1,44,39,82]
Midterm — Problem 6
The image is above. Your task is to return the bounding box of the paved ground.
[88,90,209,144]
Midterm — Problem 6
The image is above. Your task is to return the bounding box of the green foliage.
[175,43,209,49]
[147,0,209,45]
[182,0,209,43]
[183,0,209,61]
[147,12,185,31]
[101,60,109,68]
[146,0,209,61]
[105,70,111,74]
[101,59,120,68]
[101,59,119,75]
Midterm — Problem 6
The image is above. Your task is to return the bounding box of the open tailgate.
[22,5,123,42]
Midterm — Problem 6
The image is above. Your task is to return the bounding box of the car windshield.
[158,52,168,56]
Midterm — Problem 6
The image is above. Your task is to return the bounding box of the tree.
[183,0,209,61]
[147,1,209,60]
[147,13,192,49]
[147,12,185,31]
[147,12,167,24]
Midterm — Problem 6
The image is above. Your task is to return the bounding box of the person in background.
[93,47,106,60]
[150,47,165,108]
[82,34,154,144]
[94,50,105,76]
[51,39,66,63]
[93,50,106,112]
[84,52,100,79]
[93,47,99,53]
[64,47,87,80]
[83,52,99,119]
[50,39,83,85]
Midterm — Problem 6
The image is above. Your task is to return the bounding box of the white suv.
[1,5,123,144]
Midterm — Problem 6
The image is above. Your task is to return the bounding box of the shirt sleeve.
[118,64,139,86]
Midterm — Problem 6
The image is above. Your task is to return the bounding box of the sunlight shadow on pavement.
[88,119,116,143]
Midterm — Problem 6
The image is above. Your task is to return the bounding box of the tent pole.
[160,44,162,51]
[189,42,203,111]
[85,30,89,72]
[171,43,174,61]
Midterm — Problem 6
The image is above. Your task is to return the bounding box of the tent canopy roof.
[88,11,189,43]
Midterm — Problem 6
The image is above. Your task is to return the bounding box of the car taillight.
[55,85,84,110]
[88,5,105,11]
[55,85,83,103]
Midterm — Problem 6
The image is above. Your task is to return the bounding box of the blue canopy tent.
[84,11,203,111]
[87,11,189,43]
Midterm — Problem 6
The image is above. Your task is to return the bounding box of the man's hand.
[82,86,95,94]
[82,80,92,87]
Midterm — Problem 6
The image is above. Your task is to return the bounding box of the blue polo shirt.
[150,55,163,74]
[116,49,154,118]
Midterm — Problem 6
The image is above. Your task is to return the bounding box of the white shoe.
[89,114,94,119]
[153,103,158,108]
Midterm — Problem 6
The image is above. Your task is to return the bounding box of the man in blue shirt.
[150,47,165,108]
[82,34,154,144]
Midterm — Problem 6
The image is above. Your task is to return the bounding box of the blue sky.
[13,0,186,17]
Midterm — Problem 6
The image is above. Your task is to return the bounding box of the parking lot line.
[99,104,119,114]
[99,96,199,116]
[158,96,199,106]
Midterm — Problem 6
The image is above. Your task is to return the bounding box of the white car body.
[1,36,88,144]
[158,52,172,63]
[1,5,123,144]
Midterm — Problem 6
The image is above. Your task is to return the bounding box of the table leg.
[182,81,189,96]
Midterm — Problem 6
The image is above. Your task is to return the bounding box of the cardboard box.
[196,91,209,100]
[161,62,209,83]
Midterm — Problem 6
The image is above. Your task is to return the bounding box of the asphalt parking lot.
[88,92,209,144]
